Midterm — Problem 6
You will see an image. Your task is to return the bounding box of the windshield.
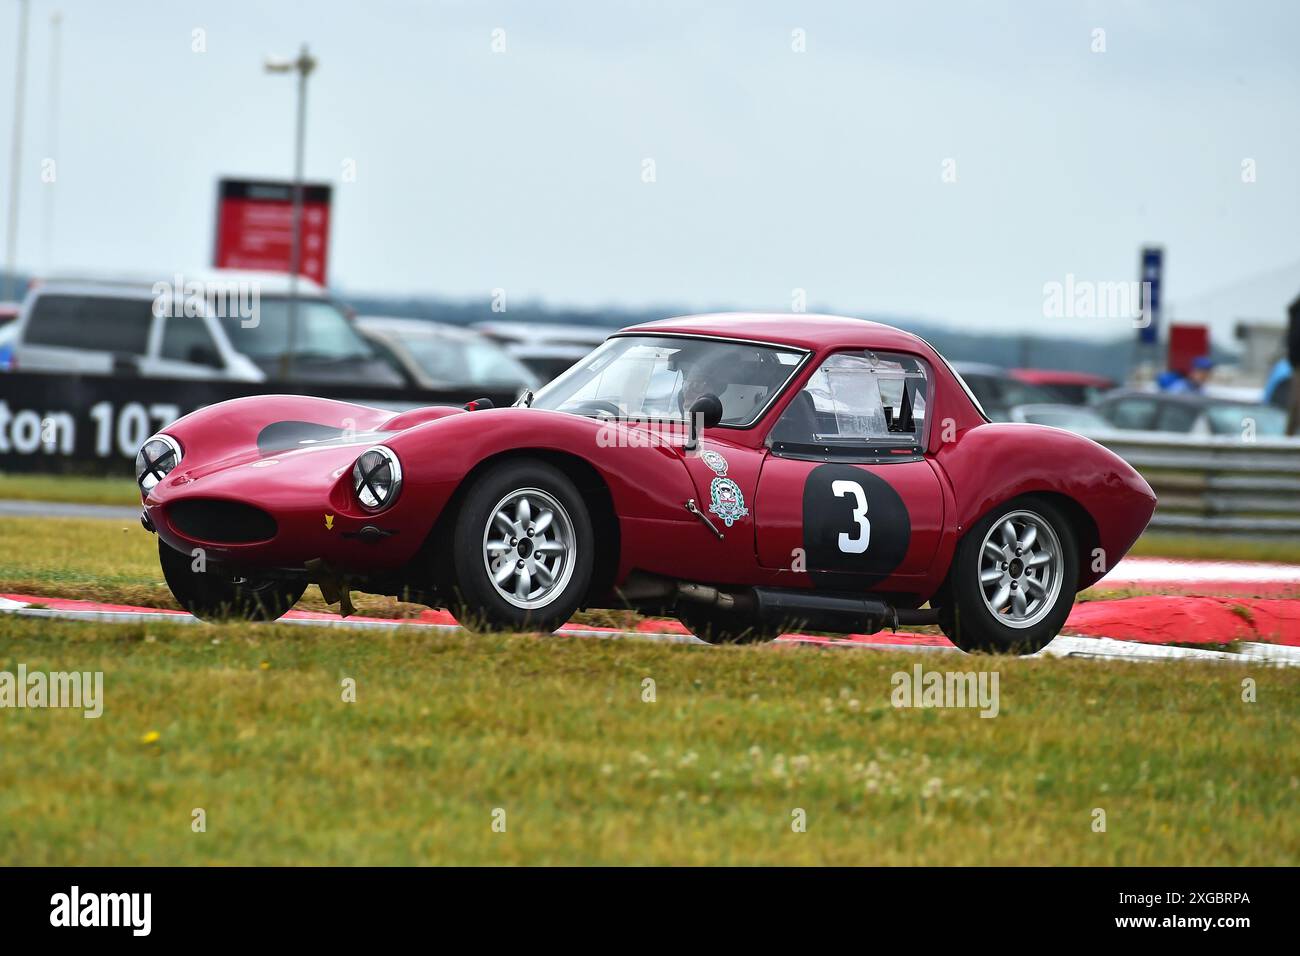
[531,334,806,426]
[219,298,376,361]
[404,335,538,387]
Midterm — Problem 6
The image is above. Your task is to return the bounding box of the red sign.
[1168,323,1210,376]
[213,178,332,285]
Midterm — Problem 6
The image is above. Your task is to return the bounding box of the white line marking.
[1100,557,1300,585]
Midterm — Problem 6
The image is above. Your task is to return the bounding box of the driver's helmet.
[675,350,731,416]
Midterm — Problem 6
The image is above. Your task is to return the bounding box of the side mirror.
[687,393,724,450]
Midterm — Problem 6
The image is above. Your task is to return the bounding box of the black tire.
[936,496,1078,655]
[677,606,778,645]
[158,540,306,622]
[450,458,594,632]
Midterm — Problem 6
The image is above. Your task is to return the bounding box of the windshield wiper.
[514,389,534,408]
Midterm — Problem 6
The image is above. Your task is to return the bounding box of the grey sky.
[2,0,1297,339]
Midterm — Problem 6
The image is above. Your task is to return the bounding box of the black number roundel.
[801,464,910,587]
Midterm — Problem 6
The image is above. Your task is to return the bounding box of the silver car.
[357,316,539,392]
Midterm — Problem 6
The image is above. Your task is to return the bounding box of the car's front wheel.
[936,497,1078,655]
[158,540,306,622]
[450,459,594,632]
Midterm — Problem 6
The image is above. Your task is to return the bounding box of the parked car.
[0,301,19,329]
[136,313,1155,655]
[6,271,404,386]
[1010,369,1115,405]
[1094,389,1289,436]
[950,362,1059,421]
[473,321,613,383]
[1007,403,1114,436]
[357,317,538,392]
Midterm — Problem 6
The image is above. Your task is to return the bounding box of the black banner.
[0,371,516,475]
[0,867,1279,942]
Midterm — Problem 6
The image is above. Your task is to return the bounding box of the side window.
[1156,402,1198,433]
[1103,398,1157,430]
[161,316,222,367]
[25,294,152,355]
[768,350,929,458]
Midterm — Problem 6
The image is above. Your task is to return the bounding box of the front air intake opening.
[167,499,278,544]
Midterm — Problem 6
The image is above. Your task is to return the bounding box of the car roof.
[949,361,1006,376]
[1099,388,1262,409]
[472,321,612,344]
[617,312,936,355]
[1011,368,1114,387]
[30,269,327,298]
[1014,402,1107,416]
[356,316,477,340]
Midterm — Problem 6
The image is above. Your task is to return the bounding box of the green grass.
[2,495,1298,864]
[0,515,437,618]
[0,473,141,506]
[1,614,1296,865]
[0,515,651,626]
[1131,533,1300,564]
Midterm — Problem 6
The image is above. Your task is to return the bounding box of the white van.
[7,270,405,386]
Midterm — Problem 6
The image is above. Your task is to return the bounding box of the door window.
[160,315,223,367]
[767,350,928,459]
[1103,398,1158,430]
[1156,402,1199,433]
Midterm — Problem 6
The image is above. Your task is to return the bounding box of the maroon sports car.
[136,313,1156,653]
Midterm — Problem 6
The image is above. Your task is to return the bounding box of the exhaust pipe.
[673,580,939,635]
[751,588,893,634]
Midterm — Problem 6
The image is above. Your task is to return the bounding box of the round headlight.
[135,435,182,492]
[352,446,402,512]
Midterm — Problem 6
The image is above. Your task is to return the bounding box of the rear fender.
[933,423,1156,590]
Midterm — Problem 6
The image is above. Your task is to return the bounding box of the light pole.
[4,0,31,302]
[264,44,317,381]
[42,10,61,272]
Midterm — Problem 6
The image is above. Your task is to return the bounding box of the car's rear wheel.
[936,497,1077,655]
[158,540,306,622]
[677,606,779,645]
[450,459,594,633]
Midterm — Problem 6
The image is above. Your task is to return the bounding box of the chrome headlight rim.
[352,445,402,513]
[135,434,183,492]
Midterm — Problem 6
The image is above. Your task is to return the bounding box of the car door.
[753,350,945,588]
[144,311,229,379]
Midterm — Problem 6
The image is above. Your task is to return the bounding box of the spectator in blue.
[1158,355,1214,394]
[1264,357,1292,408]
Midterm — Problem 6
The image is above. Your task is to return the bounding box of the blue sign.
[1138,247,1162,344]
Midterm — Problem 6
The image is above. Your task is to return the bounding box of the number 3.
[832,479,870,553]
